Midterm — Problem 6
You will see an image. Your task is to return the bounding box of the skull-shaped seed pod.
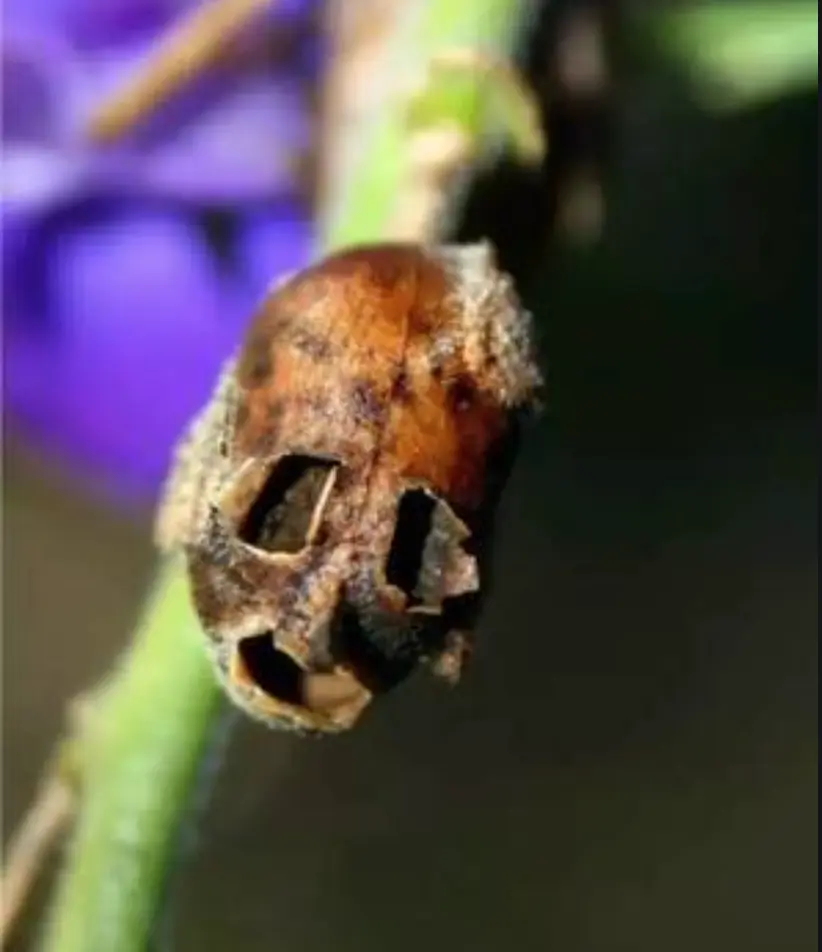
[156,242,542,734]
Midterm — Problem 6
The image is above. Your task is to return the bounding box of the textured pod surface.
[156,241,542,733]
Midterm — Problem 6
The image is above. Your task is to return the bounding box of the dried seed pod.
[156,242,542,734]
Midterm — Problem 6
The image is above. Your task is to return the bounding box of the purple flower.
[2,0,319,505]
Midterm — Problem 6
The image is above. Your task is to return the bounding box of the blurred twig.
[1,773,74,945]
[1,696,93,948]
[87,0,275,142]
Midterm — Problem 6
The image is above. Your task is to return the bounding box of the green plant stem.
[39,563,223,951]
[322,0,540,247]
[39,2,540,950]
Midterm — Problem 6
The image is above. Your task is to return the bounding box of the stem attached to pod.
[36,2,544,951]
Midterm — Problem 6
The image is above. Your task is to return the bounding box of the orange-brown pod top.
[155,242,542,735]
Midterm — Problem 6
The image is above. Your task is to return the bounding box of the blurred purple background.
[2,0,318,505]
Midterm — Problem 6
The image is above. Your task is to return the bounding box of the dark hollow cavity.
[237,633,305,707]
[329,604,422,694]
[385,489,437,602]
[239,454,337,553]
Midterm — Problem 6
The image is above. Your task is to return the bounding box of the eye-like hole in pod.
[385,489,437,605]
[385,489,478,608]
[236,632,305,706]
[236,631,371,723]
[239,454,338,554]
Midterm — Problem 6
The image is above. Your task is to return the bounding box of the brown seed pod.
[155,242,542,734]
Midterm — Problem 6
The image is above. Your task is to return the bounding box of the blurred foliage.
[655,2,818,109]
